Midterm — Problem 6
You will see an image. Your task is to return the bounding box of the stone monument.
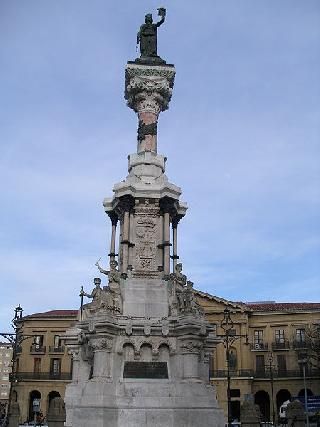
[64,9,224,427]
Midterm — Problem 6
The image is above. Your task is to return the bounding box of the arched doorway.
[298,388,313,397]
[255,390,270,421]
[276,389,291,418]
[28,390,41,421]
[47,391,61,415]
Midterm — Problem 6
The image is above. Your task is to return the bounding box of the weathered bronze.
[136,8,166,64]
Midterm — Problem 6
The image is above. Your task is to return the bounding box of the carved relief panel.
[132,199,161,275]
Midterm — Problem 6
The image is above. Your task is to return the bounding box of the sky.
[0,1,319,331]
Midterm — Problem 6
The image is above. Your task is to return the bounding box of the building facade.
[197,293,320,423]
[12,300,320,423]
[13,310,77,423]
[0,342,12,418]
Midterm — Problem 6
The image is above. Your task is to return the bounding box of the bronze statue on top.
[136,8,166,64]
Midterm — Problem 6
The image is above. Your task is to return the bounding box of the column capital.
[125,63,175,113]
[108,211,118,226]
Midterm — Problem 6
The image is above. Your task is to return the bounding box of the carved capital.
[90,338,113,351]
[180,340,203,354]
[125,64,175,113]
[108,211,118,227]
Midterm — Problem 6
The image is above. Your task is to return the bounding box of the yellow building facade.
[198,292,320,423]
[13,310,77,423]
[13,299,320,423]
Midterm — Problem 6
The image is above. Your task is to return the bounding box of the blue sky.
[0,1,319,330]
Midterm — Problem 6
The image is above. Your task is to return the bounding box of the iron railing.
[209,369,320,379]
[11,371,72,381]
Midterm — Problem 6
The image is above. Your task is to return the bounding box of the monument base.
[65,380,224,427]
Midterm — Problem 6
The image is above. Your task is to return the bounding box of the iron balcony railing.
[12,371,72,381]
[254,369,320,379]
[210,369,254,378]
[250,342,268,351]
[292,340,310,349]
[30,344,46,354]
[48,346,65,353]
[209,369,320,379]
[271,340,290,351]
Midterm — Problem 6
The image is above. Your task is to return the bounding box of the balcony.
[293,340,309,350]
[254,369,320,379]
[13,371,72,381]
[210,369,254,378]
[30,344,46,354]
[250,342,268,351]
[49,346,65,354]
[272,340,290,351]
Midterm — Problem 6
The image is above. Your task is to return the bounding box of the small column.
[171,216,181,272]
[180,340,202,380]
[108,212,118,262]
[68,348,80,382]
[91,338,113,379]
[122,210,130,273]
[157,214,164,271]
[119,196,134,275]
[163,211,170,275]
[128,210,135,269]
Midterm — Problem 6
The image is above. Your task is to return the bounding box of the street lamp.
[298,356,310,427]
[266,352,276,426]
[0,305,36,423]
[217,308,248,427]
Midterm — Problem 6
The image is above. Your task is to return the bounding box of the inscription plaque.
[123,361,168,379]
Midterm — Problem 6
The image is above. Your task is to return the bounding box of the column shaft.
[163,212,170,274]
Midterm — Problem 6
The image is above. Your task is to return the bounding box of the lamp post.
[0,305,36,423]
[298,356,310,427]
[266,353,276,426]
[217,308,248,427]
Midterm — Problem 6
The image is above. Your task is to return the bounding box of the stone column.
[240,400,261,427]
[180,340,202,380]
[108,212,118,262]
[47,397,66,427]
[163,211,170,275]
[286,400,305,427]
[91,338,113,379]
[68,348,80,382]
[119,196,134,274]
[128,210,135,269]
[8,402,20,427]
[125,63,176,155]
[171,216,181,271]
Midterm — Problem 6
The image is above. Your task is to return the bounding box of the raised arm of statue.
[95,259,109,276]
[156,7,166,27]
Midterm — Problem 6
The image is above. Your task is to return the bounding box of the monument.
[64,9,224,427]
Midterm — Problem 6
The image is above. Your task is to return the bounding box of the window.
[50,359,61,376]
[33,358,41,373]
[34,335,44,348]
[54,335,61,348]
[256,355,265,374]
[296,329,305,343]
[277,355,287,375]
[275,329,285,343]
[254,330,264,344]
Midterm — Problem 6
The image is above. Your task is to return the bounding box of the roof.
[23,310,78,319]
[244,302,320,312]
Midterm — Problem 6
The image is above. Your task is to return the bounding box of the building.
[13,310,77,422]
[12,299,320,423]
[197,292,320,423]
[0,342,12,418]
